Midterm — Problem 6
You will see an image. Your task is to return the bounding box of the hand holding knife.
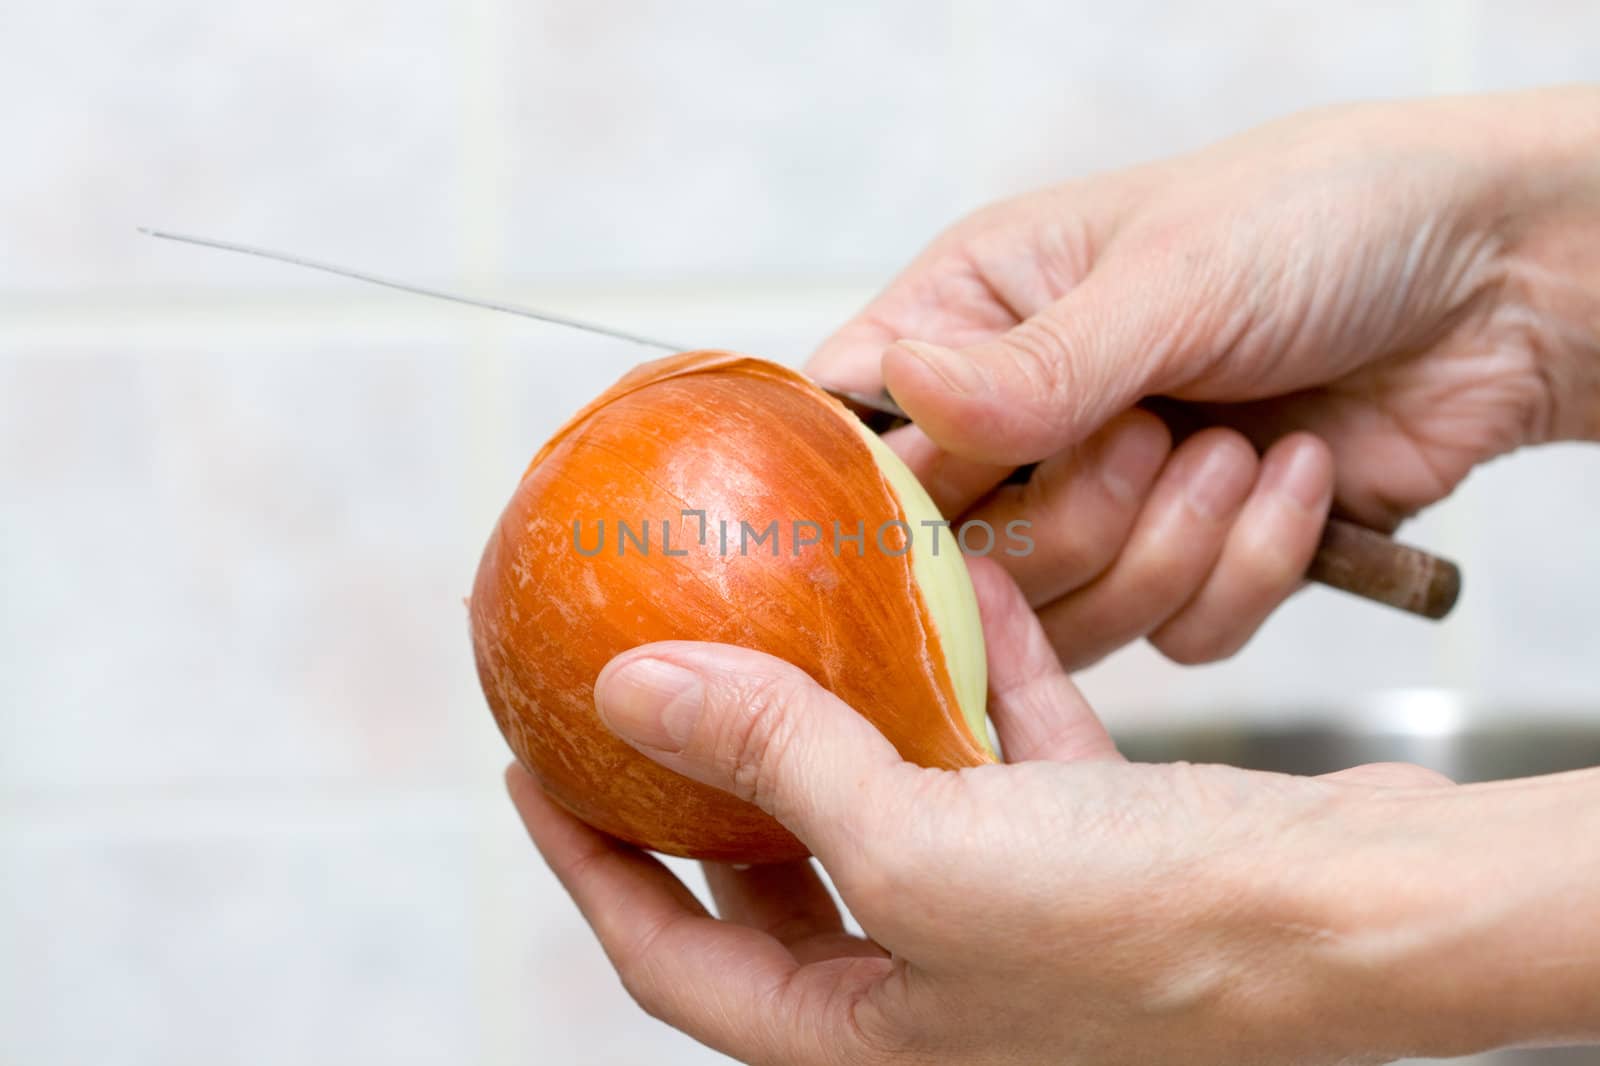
[141,228,1461,621]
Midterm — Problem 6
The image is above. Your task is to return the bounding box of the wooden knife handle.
[1306,517,1460,619]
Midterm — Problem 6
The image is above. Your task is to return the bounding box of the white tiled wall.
[4,2,1597,1064]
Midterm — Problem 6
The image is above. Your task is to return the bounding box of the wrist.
[1286,772,1600,1058]
[1156,781,1440,1062]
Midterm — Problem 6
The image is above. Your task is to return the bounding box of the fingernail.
[890,340,988,395]
[1098,415,1169,503]
[595,657,704,751]
[1261,438,1331,513]
[1183,439,1255,520]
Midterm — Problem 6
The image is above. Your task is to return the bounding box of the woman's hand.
[809,87,1600,669]
[508,560,1600,1065]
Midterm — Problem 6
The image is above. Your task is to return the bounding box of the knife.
[140,228,1462,621]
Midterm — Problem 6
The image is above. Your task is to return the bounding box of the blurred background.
[3,1,1598,1063]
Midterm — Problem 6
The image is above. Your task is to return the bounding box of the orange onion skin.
[470,351,989,862]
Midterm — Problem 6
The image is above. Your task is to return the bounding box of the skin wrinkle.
[1363,383,1469,518]
[781,962,882,1066]
[1496,256,1598,443]
[896,254,1021,351]
[969,213,1096,323]
[1134,241,1256,401]
[1229,504,1315,591]
[988,314,1085,415]
[1091,414,1168,505]
[1030,308,1145,441]
[1242,210,1357,384]
[1035,210,1102,298]
[847,961,929,1065]
[1235,207,1415,394]
[954,242,1031,328]
[618,910,707,1013]
[718,673,815,822]
[995,682,1097,762]
[1287,244,1528,521]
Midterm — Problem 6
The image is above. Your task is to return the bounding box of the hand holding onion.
[508,557,1600,1065]
[473,354,1600,1062]
[471,351,999,861]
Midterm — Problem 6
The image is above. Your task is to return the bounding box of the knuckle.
[1244,533,1312,597]
[1000,316,1078,403]
[975,320,1085,458]
[711,673,810,811]
[1126,541,1200,608]
[1052,507,1131,582]
[828,970,921,1066]
[613,927,673,1021]
[1231,507,1314,592]
[617,966,664,1020]
[1149,591,1247,660]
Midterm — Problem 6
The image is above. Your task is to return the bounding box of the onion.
[470,351,993,861]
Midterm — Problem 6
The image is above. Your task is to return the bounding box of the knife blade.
[141,228,1461,620]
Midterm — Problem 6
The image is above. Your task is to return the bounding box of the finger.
[593,642,907,875]
[1173,394,1438,532]
[967,556,1121,763]
[1320,762,1455,788]
[703,861,882,965]
[1038,428,1259,671]
[965,409,1171,606]
[1147,434,1334,664]
[506,765,823,1063]
[703,860,841,940]
[880,256,1204,465]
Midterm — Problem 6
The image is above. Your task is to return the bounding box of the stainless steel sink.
[1111,689,1600,1066]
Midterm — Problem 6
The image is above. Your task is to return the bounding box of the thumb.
[882,264,1189,465]
[594,641,906,865]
